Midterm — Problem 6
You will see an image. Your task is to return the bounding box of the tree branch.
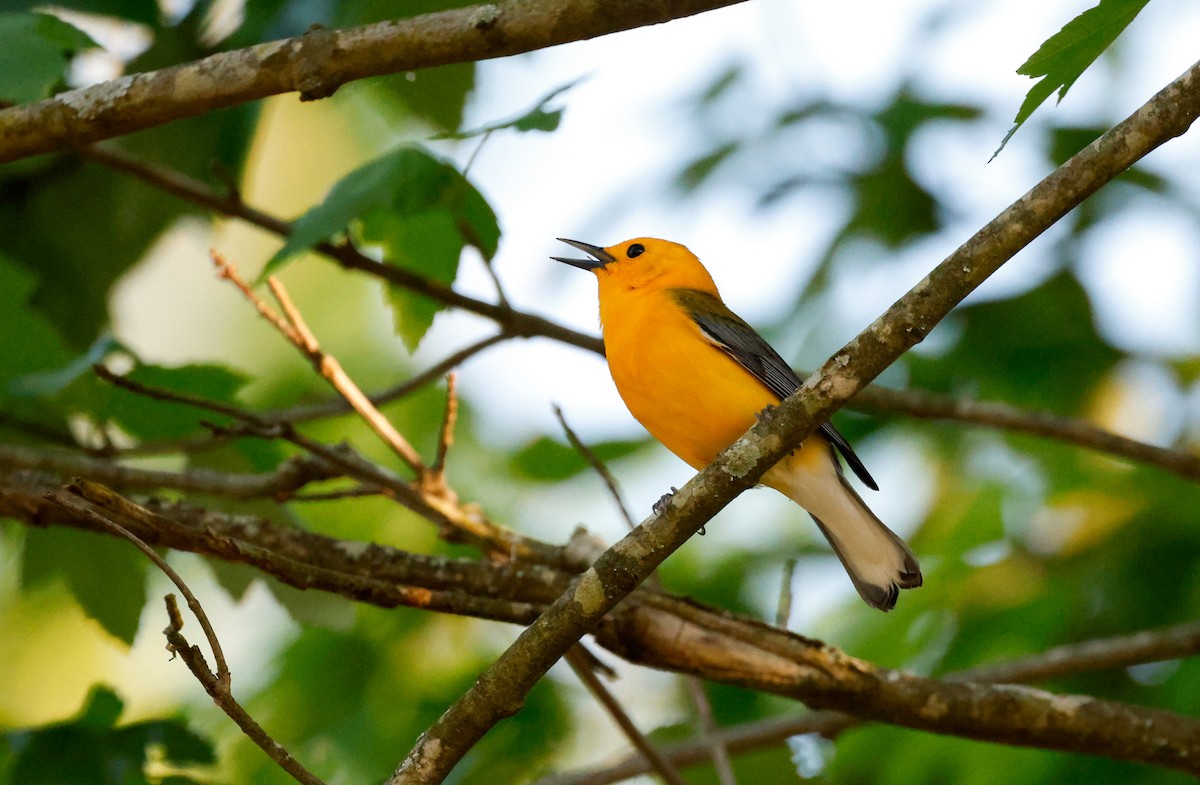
[854,386,1200,482]
[0,0,747,164]
[93,361,579,567]
[6,472,1200,778]
[0,442,339,500]
[387,57,1200,784]
[546,604,1200,785]
[82,143,1200,485]
[82,143,604,355]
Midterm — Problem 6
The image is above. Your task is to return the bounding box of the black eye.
[626,243,645,258]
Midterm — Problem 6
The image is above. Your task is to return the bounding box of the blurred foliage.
[0,12,96,105]
[1,1,1199,785]
[0,686,214,785]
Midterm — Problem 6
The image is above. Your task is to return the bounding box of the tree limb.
[0,442,339,499]
[0,0,748,164]
[5,473,1200,777]
[543,607,1200,785]
[854,386,1200,482]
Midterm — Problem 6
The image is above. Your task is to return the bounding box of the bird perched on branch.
[552,237,921,610]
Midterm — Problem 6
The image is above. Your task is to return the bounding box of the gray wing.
[673,289,879,491]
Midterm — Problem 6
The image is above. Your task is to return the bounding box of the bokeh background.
[2,0,1199,782]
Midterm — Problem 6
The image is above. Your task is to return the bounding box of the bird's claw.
[754,403,777,424]
[652,486,679,516]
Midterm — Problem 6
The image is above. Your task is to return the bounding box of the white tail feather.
[764,450,921,611]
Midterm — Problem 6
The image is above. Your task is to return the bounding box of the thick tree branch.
[388,58,1200,784]
[0,443,338,499]
[546,605,1200,785]
[5,473,1200,777]
[0,0,747,164]
[3,471,561,623]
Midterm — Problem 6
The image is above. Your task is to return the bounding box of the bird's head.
[552,237,718,294]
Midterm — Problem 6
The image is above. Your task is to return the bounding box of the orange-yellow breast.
[600,284,779,470]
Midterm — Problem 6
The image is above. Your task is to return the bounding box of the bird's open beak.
[551,238,615,271]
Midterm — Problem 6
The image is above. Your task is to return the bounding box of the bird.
[552,236,922,610]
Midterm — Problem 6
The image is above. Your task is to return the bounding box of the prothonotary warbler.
[552,237,922,610]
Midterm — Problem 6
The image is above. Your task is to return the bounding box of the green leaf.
[22,527,148,645]
[372,209,464,351]
[510,435,648,482]
[7,334,120,398]
[0,12,96,105]
[996,0,1150,156]
[267,147,499,351]
[365,63,477,134]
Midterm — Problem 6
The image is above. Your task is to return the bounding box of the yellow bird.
[553,237,921,610]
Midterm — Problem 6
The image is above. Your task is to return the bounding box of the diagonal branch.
[387,57,1200,784]
[0,0,747,164]
[563,646,689,785]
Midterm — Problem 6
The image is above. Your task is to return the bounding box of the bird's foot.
[754,403,777,424]
[652,486,679,516]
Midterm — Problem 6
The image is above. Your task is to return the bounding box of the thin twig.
[289,485,385,502]
[280,333,509,424]
[775,559,797,629]
[564,646,690,785]
[53,487,230,683]
[82,144,603,354]
[431,374,459,477]
[0,443,340,500]
[46,488,328,784]
[682,677,737,785]
[854,385,1200,483]
[553,404,638,532]
[159,595,327,785]
[212,251,428,477]
[94,358,573,565]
